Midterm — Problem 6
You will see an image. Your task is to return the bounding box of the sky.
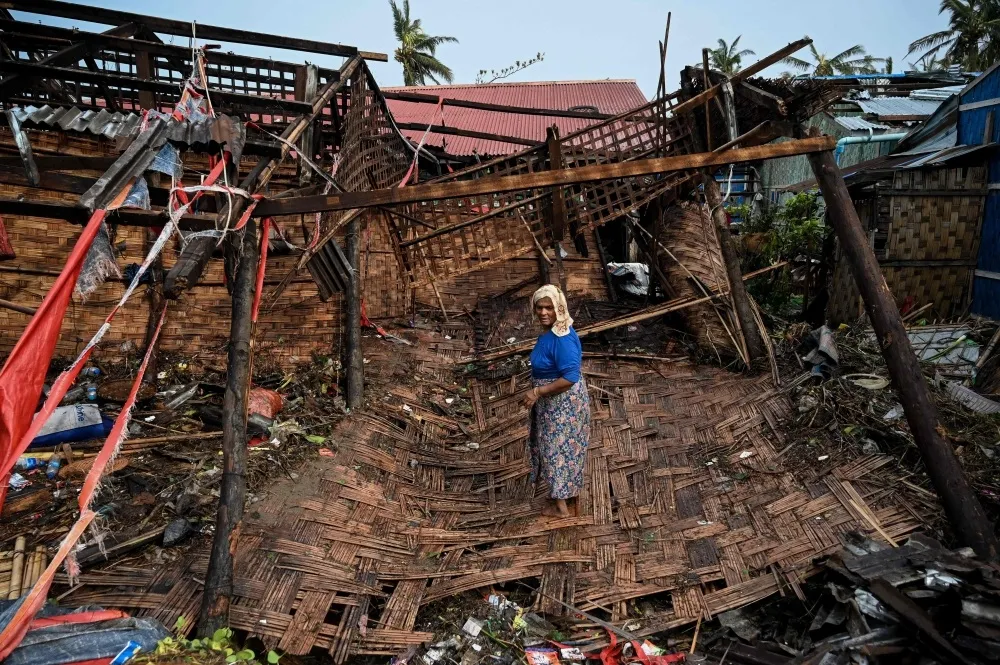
[17,0,953,98]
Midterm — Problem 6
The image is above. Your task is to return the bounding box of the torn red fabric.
[252,217,272,322]
[0,209,106,510]
[0,306,166,660]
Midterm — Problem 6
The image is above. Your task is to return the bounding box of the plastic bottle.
[15,457,41,471]
[86,384,98,401]
[82,366,101,378]
[60,386,86,405]
[46,455,62,480]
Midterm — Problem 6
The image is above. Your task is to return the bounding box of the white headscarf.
[532,284,574,337]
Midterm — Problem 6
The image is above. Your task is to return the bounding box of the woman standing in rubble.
[523,285,591,517]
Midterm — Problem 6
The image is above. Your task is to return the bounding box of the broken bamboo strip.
[476,262,787,362]
[7,537,25,599]
[966,324,1000,387]
[849,499,898,548]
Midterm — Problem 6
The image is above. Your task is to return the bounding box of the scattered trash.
[560,647,585,661]
[845,374,890,390]
[944,380,1000,414]
[524,648,560,665]
[817,455,829,461]
[801,325,839,378]
[738,450,754,459]
[30,404,114,448]
[8,473,28,490]
[882,404,904,422]
[461,617,483,637]
[162,518,193,547]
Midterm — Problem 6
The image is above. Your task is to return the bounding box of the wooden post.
[593,227,617,304]
[135,49,154,110]
[808,149,999,560]
[545,126,569,292]
[345,215,363,409]
[703,176,768,366]
[142,227,164,379]
[701,49,713,151]
[198,216,258,636]
[295,64,319,186]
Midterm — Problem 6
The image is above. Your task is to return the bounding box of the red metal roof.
[384,79,647,157]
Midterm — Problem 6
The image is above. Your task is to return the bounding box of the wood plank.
[254,136,836,218]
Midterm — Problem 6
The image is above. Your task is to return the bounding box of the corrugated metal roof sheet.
[898,142,996,168]
[834,116,893,131]
[910,86,963,101]
[384,80,647,156]
[854,97,943,118]
[8,105,246,156]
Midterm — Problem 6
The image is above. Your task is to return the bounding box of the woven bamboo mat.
[60,327,924,659]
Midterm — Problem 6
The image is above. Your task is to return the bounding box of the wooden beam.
[669,39,812,120]
[808,147,999,561]
[393,122,540,147]
[4,110,38,187]
[0,20,341,80]
[8,0,388,61]
[0,196,215,229]
[381,89,615,120]
[253,135,836,219]
[0,21,138,96]
[198,215,256,637]
[735,81,788,116]
[344,216,363,408]
[0,60,313,113]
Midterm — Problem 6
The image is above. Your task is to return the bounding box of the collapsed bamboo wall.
[0,129,608,366]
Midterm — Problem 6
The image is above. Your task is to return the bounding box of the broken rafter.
[0,196,216,229]
[0,60,313,114]
[393,122,540,147]
[164,56,363,298]
[8,0,388,61]
[0,21,139,97]
[381,90,615,120]
[253,136,836,219]
[0,20,341,80]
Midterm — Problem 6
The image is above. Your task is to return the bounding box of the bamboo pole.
[345,215,365,408]
[8,537,25,599]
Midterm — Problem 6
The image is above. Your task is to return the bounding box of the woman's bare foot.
[541,499,572,517]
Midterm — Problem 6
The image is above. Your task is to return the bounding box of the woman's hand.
[523,387,540,409]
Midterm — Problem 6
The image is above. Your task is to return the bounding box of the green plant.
[732,193,830,315]
[140,619,281,665]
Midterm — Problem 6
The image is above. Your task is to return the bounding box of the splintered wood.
[61,331,923,659]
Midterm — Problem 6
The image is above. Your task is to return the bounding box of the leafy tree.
[708,36,755,75]
[390,0,459,86]
[908,0,1000,72]
[782,40,886,76]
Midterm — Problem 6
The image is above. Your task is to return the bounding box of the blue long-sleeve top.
[529,328,582,383]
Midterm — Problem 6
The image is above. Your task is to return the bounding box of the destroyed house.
[3,4,993,663]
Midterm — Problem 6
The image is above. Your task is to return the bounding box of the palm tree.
[910,53,951,72]
[907,0,1000,72]
[783,40,886,76]
[708,36,755,75]
[390,0,459,86]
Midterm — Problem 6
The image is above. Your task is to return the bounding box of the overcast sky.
[18,0,952,97]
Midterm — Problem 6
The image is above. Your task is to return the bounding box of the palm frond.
[782,56,811,71]
[831,44,866,62]
[735,49,756,58]
[907,30,956,57]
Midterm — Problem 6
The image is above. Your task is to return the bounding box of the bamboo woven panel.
[657,202,739,357]
[388,93,698,287]
[826,257,973,324]
[887,168,987,262]
[0,132,339,365]
[63,326,924,659]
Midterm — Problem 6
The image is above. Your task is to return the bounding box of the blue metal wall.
[962,67,1000,318]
